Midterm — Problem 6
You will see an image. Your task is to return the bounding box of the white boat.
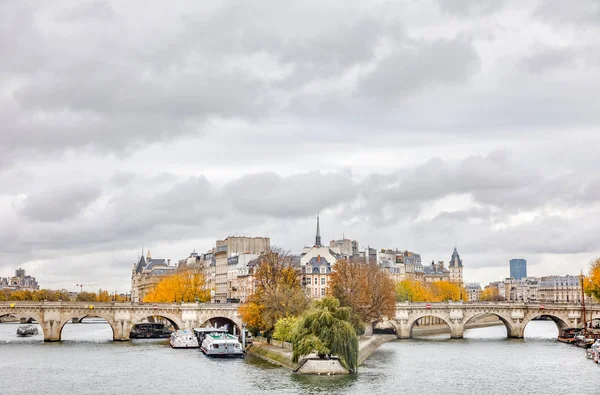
[170,330,199,349]
[199,330,244,358]
[16,325,38,337]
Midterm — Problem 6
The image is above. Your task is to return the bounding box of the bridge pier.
[42,320,62,342]
[395,325,411,339]
[450,325,464,339]
[113,320,132,341]
[508,326,524,338]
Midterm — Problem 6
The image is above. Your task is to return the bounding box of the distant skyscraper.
[510,259,527,280]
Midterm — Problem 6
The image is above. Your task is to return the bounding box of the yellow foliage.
[143,268,211,303]
[396,280,467,302]
[585,259,600,301]
[480,288,503,301]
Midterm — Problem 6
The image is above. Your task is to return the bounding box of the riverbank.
[247,334,398,374]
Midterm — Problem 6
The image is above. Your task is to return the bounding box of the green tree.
[272,316,299,342]
[292,297,359,373]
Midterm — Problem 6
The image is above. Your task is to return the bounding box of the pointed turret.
[449,247,463,267]
[315,214,322,247]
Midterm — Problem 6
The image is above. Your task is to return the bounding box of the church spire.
[315,214,322,247]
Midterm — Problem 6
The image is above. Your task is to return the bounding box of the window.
[321,288,325,296]
[321,278,326,285]
[314,278,318,285]
[321,267,326,274]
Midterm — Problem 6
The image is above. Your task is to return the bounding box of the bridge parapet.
[0,301,242,342]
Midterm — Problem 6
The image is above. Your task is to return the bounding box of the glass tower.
[509,259,527,280]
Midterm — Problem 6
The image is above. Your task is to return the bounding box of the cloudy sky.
[2,0,600,292]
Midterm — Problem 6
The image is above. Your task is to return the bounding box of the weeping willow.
[292,297,359,372]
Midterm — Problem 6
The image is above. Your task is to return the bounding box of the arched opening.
[523,314,568,339]
[198,317,241,336]
[61,315,115,342]
[409,315,452,339]
[463,313,513,339]
[0,313,43,342]
[129,315,180,339]
[373,320,397,335]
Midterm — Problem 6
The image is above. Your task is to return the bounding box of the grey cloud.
[519,46,577,73]
[435,0,506,16]
[533,0,600,26]
[358,36,480,99]
[18,184,102,222]
[225,171,357,217]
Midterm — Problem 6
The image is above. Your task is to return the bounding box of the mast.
[581,273,587,334]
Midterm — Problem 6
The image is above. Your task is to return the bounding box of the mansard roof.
[146,258,168,270]
[135,255,147,274]
[449,247,463,267]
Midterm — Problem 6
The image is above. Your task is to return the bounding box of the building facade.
[510,259,528,280]
[0,269,39,291]
[130,251,176,303]
[213,236,270,303]
[423,261,450,283]
[538,275,583,304]
[300,215,342,299]
[465,283,482,301]
[329,238,359,258]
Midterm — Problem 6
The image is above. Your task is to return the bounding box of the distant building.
[505,277,539,302]
[465,283,482,301]
[130,250,176,303]
[0,268,39,291]
[301,215,342,299]
[214,236,270,303]
[449,247,464,284]
[510,259,527,280]
[538,275,583,304]
[329,238,359,258]
[423,261,450,283]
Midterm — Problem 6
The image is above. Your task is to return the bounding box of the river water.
[0,320,597,394]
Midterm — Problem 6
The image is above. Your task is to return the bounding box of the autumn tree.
[329,258,396,334]
[292,297,359,372]
[480,287,505,301]
[584,258,600,301]
[396,280,434,302]
[395,280,468,302]
[238,248,308,335]
[76,292,98,302]
[143,267,211,303]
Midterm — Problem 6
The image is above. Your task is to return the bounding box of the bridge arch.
[128,312,184,338]
[0,311,45,339]
[58,312,118,341]
[407,314,453,338]
[197,316,242,335]
[462,312,515,338]
[522,312,571,335]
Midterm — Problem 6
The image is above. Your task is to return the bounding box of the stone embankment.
[247,334,398,375]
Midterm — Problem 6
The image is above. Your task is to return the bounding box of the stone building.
[0,269,39,291]
[465,283,482,301]
[423,261,450,283]
[329,238,359,258]
[213,236,270,303]
[130,251,176,303]
[448,247,464,284]
[538,275,583,304]
[300,215,342,299]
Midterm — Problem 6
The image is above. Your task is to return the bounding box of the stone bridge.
[391,302,600,339]
[0,301,242,342]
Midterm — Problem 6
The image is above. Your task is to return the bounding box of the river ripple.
[0,321,597,394]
